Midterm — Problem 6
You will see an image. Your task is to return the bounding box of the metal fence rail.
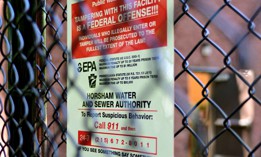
[0,0,260,156]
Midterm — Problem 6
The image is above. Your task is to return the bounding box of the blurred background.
[174,0,260,156]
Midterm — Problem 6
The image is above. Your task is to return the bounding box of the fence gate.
[0,0,260,157]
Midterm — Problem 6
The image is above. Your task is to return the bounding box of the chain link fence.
[0,0,260,156]
[174,0,260,157]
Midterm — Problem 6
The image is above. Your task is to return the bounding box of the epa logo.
[78,61,97,72]
[88,74,97,88]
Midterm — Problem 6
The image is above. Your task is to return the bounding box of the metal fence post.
[33,0,46,156]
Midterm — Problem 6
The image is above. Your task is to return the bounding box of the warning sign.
[71,0,167,58]
[67,0,174,156]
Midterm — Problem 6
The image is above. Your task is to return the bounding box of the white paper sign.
[67,0,174,156]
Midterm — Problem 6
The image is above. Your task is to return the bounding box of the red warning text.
[71,0,167,58]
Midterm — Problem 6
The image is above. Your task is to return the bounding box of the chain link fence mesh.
[0,0,260,156]
[174,0,260,156]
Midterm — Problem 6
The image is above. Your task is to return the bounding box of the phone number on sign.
[78,131,157,155]
[95,137,150,148]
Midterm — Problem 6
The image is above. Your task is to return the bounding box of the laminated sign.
[67,0,174,156]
